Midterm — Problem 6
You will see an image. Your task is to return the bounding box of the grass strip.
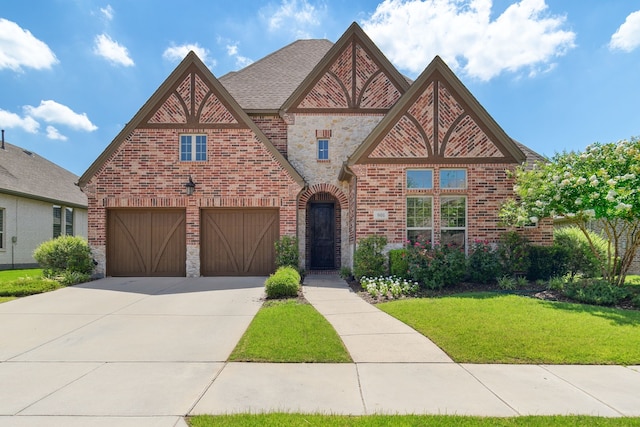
[378,292,640,364]
[189,414,640,427]
[229,299,352,363]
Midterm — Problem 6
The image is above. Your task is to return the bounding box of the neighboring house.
[0,137,88,270]
[79,22,552,278]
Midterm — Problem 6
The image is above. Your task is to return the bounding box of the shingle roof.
[0,141,87,207]
[219,39,334,111]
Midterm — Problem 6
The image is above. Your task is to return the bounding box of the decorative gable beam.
[349,56,526,166]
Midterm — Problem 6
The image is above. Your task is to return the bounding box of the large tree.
[500,137,640,286]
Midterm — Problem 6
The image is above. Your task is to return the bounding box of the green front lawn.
[0,268,62,299]
[378,293,640,364]
[189,414,640,427]
[229,299,352,363]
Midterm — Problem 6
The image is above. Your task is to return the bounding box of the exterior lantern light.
[185,175,196,196]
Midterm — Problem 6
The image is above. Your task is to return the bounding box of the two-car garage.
[106,208,279,277]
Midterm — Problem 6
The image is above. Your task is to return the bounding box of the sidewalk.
[191,274,640,417]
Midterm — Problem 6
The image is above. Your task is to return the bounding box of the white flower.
[560,179,571,187]
[554,194,561,201]
[566,212,576,218]
[575,198,582,205]
[616,202,632,211]
[622,173,636,181]
[564,171,571,178]
[583,209,596,218]
[529,216,539,224]
[576,177,587,185]
[606,190,617,202]
[535,200,544,207]
[607,179,617,186]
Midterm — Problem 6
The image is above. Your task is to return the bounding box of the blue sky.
[1,0,639,176]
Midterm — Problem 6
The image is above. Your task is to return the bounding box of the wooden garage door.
[107,209,186,277]
[201,209,279,276]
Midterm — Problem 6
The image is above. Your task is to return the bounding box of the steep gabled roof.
[219,39,334,112]
[348,56,527,166]
[0,141,87,208]
[281,22,411,113]
[79,52,304,188]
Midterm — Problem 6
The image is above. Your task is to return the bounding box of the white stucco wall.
[288,114,384,269]
[0,193,88,269]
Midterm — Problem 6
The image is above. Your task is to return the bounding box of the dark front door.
[310,203,335,269]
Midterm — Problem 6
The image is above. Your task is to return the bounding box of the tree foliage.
[500,137,640,286]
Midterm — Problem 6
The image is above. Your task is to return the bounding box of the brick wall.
[83,127,302,276]
[349,163,553,249]
[251,114,288,157]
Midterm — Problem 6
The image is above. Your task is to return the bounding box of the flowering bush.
[360,275,419,300]
[467,240,501,284]
[354,236,387,280]
[500,137,640,286]
[406,238,466,290]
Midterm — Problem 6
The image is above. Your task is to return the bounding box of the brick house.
[79,22,552,277]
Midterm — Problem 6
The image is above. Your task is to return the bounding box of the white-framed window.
[0,208,4,250]
[318,139,329,160]
[440,169,467,189]
[53,206,74,238]
[180,134,207,161]
[406,169,433,190]
[440,196,466,250]
[407,196,433,244]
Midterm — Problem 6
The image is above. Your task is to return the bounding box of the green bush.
[33,235,94,277]
[632,293,640,309]
[548,276,565,291]
[0,277,61,297]
[564,279,630,306]
[526,244,569,281]
[554,226,606,279]
[497,231,530,276]
[466,240,501,284]
[497,275,516,290]
[388,249,409,279]
[264,266,301,299]
[339,266,352,279]
[55,271,91,286]
[353,235,387,280]
[274,236,299,270]
[407,239,466,290]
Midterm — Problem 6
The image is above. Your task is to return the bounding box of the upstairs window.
[318,139,329,160]
[0,208,4,250]
[180,134,207,161]
[440,169,467,189]
[407,169,433,190]
[53,206,62,238]
[65,207,74,236]
[53,206,74,238]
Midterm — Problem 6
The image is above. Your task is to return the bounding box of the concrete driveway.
[0,277,265,427]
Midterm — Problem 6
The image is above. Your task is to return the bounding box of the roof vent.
[23,150,33,156]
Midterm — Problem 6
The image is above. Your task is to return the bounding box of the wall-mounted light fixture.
[184,175,196,196]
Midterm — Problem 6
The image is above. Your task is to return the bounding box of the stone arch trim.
[298,184,348,209]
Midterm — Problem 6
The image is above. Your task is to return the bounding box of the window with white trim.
[0,208,4,250]
[318,139,329,160]
[440,169,467,189]
[53,206,74,238]
[407,169,433,190]
[440,196,466,250]
[180,134,207,161]
[407,196,433,244]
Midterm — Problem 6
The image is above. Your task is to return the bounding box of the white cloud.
[45,126,67,141]
[93,33,134,67]
[163,43,217,68]
[100,5,114,21]
[263,0,325,38]
[0,108,40,133]
[24,100,98,132]
[610,10,640,52]
[362,0,576,81]
[226,43,253,68]
[0,18,58,71]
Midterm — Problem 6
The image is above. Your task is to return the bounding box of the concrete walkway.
[191,274,640,417]
[1,274,640,425]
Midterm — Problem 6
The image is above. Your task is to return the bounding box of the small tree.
[33,235,94,278]
[500,137,640,286]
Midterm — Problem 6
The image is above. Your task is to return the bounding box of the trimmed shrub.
[265,266,301,299]
[33,236,94,278]
[466,240,501,284]
[0,277,61,297]
[554,226,607,279]
[388,249,409,279]
[564,279,630,306]
[353,235,387,280]
[526,245,569,281]
[407,239,466,290]
[497,231,530,276]
[274,236,299,270]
